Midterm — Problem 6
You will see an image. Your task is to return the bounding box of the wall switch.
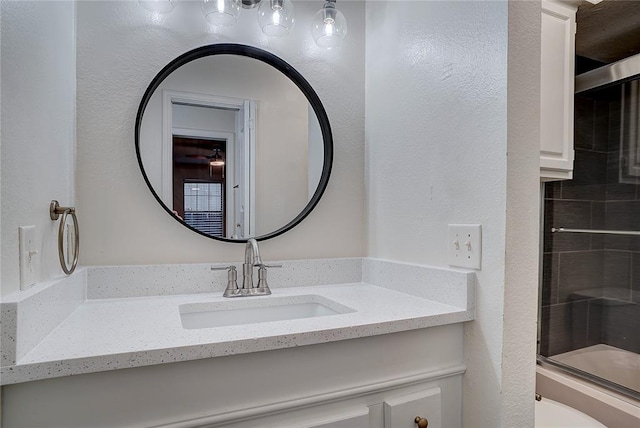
[448,224,482,270]
[19,225,38,290]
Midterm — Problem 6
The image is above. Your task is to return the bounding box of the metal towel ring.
[50,200,79,274]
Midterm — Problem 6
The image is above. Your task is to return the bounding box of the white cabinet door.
[305,408,370,428]
[540,0,577,181]
[383,387,442,428]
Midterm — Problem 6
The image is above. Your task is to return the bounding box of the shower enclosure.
[539,53,640,400]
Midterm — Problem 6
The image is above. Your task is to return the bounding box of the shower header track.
[551,227,640,236]
[575,50,640,93]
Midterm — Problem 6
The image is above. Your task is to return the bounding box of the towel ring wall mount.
[50,200,79,274]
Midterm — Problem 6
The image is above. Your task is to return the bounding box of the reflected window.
[183,182,224,237]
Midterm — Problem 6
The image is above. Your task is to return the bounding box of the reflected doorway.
[172,136,226,237]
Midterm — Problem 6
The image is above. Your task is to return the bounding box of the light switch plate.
[19,225,38,290]
[448,224,482,269]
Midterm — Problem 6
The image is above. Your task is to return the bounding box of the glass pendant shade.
[257,0,295,37]
[202,0,241,27]
[139,0,174,14]
[241,0,261,8]
[311,1,347,48]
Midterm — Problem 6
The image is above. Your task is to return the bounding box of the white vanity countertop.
[1,283,472,384]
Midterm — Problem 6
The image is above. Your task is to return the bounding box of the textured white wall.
[366,1,542,425]
[502,1,541,426]
[76,0,365,266]
[1,1,76,297]
[364,1,532,425]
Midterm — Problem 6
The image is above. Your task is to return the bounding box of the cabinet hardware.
[414,416,428,428]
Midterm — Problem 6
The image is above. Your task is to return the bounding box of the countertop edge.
[0,309,472,385]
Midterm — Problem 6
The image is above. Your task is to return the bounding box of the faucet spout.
[242,238,262,290]
[244,238,262,267]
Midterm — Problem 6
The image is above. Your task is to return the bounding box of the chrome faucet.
[211,239,281,298]
[242,238,263,291]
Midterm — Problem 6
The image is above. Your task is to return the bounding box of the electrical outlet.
[19,225,38,290]
[447,224,482,269]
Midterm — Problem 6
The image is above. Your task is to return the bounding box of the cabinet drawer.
[384,387,441,428]
[304,407,370,428]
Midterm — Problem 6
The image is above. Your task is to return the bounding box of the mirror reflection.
[139,53,326,240]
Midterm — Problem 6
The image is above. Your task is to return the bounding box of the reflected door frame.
[172,129,234,237]
[162,90,256,237]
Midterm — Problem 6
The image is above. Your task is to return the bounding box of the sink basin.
[179,295,354,329]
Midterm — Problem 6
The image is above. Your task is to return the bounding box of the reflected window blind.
[183,182,223,237]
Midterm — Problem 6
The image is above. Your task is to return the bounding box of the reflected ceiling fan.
[184,148,225,177]
[185,148,225,166]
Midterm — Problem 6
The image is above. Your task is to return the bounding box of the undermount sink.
[179,295,355,329]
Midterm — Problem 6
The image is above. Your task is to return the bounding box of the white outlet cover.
[19,225,38,290]
[447,224,482,270]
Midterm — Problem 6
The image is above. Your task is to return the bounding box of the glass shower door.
[539,56,640,399]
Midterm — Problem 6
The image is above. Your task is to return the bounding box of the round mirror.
[135,44,333,242]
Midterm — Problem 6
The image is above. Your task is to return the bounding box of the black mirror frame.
[135,44,333,243]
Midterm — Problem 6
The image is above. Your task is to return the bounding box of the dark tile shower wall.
[541,93,640,357]
[601,89,639,354]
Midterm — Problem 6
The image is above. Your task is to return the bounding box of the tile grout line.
[555,252,561,305]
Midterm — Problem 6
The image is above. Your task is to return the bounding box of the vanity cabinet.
[218,384,446,428]
[1,326,463,428]
[540,0,577,181]
[215,380,448,428]
[384,388,442,428]
[304,409,371,428]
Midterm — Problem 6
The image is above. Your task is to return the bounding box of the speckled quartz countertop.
[0,259,475,385]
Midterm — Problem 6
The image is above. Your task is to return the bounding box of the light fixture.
[241,0,261,8]
[209,157,225,167]
[139,1,346,48]
[139,0,174,14]
[257,0,295,37]
[202,0,241,27]
[311,0,347,48]
[209,149,225,177]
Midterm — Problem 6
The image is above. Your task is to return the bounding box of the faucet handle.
[211,265,240,297]
[255,264,277,294]
[211,265,236,271]
[259,263,283,268]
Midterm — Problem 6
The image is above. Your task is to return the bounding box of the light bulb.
[202,0,241,27]
[258,0,295,37]
[138,0,174,14]
[311,0,347,48]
